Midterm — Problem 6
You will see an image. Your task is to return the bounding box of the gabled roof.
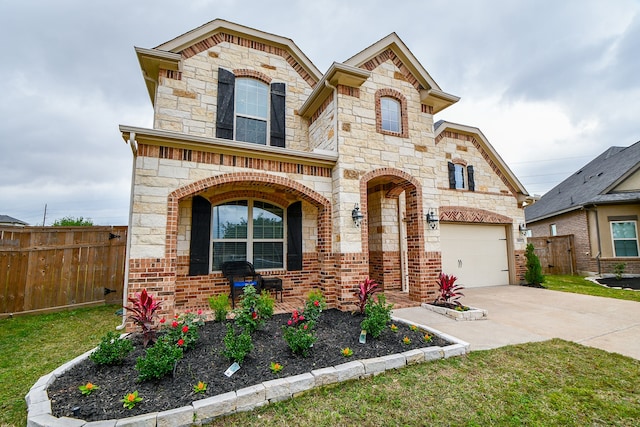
[525,141,640,222]
[300,33,459,119]
[0,214,28,225]
[136,19,322,104]
[434,121,529,201]
[343,33,459,114]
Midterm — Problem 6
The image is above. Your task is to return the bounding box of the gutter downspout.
[117,133,137,330]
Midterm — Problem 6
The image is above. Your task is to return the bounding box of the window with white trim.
[235,78,269,145]
[211,200,284,270]
[380,97,401,133]
[550,224,557,236]
[611,221,639,257]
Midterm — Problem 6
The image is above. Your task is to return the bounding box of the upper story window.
[380,97,401,133]
[550,223,557,236]
[216,68,286,147]
[611,220,639,257]
[235,78,268,145]
[448,161,475,191]
[375,89,408,137]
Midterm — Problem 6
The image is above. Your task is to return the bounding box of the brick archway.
[359,168,434,302]
[166,172,332,260]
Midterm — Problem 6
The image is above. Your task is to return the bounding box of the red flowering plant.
[124,289,162,347]
[159,309,206,351]
[234,285,274,334]
[433,273,465,309]
[303,289,327,323]
[355,277,378,314]
[282,309,316,357]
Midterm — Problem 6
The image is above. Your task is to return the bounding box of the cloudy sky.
[1,0,639,225]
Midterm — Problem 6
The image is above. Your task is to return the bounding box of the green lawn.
[2,286,639,427]
[543,274,640,303]
[0,305,121,427]
[207,339,640,427]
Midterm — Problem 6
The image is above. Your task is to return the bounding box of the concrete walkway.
[392,285,640,360]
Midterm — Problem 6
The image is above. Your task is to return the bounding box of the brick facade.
[121,20,528,329]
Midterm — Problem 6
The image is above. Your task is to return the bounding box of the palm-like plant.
[433,273,464,307]
[355,277,379,314]
[124,289,162,347]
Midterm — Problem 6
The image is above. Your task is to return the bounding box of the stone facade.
[120,19,529,324]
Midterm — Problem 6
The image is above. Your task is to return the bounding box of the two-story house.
[119,19,529,319]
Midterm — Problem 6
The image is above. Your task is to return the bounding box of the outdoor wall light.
[426,209,439,230]
[351,204,364,227]
[519,223,529,236]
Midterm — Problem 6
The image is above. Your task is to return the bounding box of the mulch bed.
[49,309,450,422]
[596,277,640,290]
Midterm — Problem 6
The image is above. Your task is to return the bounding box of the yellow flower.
[403,336,411,345]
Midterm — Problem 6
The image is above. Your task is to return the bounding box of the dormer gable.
[136,19,322,105]
[344,33,459,114]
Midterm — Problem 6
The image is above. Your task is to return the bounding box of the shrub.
[433,273,464,307]
[235,286,274,333]
[89,331,134,365]
[524,243,545,285]
[208,294,230,322]
[124,289,162,347]
[222,323,254,364]
[613,262,626,280]
[303,289,327,323]
[161,310,206,351]
[355,277,378,314]
[135,336,183,381]
[360,294,393,339]
[282,310,316,357]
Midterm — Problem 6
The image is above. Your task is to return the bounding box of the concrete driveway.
[392,285,640,360]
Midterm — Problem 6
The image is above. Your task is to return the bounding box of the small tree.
[524,243,545,285]
[52,216,94,226]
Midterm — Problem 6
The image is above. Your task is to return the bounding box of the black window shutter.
[189,196,212,276]
[448,162,456,189]
[270,82,286,147]
[216,68,235,140]
[467,165,475,191]
[287,201,302,271]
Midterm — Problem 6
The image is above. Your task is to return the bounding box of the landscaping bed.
[596,277,640,290]
[48,308,450,422]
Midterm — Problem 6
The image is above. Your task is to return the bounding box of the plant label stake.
[359,330,367,344]
[224,362,240,377]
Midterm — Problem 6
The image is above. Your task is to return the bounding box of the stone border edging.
[26,319,469,427]
[421,303,488,320]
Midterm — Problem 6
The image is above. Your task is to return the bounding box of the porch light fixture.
[426,209,439,230]
[351,204,364,227]
[519,223,529,237]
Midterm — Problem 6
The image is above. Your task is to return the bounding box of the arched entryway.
[360,168,434,303]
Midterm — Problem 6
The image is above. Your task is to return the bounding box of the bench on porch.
[221,261,283,307]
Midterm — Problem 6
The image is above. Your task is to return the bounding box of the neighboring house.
[120,19,529,319]
[0,215,28,226]
[525,141,640,275]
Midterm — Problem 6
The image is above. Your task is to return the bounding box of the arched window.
[380,97,401,133]
[375,89,408,137]
[448,162,475,191]
[211,200,284,270]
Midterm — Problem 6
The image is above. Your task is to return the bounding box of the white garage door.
[440,224,510,287]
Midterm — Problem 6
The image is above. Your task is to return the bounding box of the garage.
[440,223,510,287]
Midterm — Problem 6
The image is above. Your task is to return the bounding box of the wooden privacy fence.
[528,235,576,275]
[0,226,127,317]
